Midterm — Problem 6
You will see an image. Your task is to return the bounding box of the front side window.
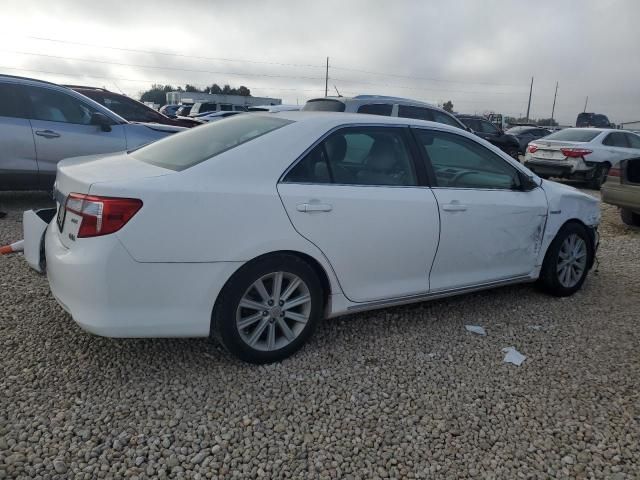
[133,114,293,171]
[27,87,100,125]
[414,129,520,190]
[357,103,393,116]
[398,105,432,121]
[284,127,417,186]
[102,95,159,122]
[0,83,28,118]
[625,133,640,149]
[479,120,500,134]
[431,110,464,128]
[220,104,232,111]
[603,132,629,147]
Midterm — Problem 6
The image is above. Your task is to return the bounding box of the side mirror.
[90,112,112,132]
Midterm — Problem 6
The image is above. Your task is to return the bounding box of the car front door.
[0,82,39,190]
[25,86,127,189]
[278,126,440,303]
[412,128,548,291]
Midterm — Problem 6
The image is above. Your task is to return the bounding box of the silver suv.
[0,75,185,191]
[302,95,467,130]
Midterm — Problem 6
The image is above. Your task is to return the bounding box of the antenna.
[333,85,342,97]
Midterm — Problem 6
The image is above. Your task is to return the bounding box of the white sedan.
[524,128,640,188]
[25,112,600,363]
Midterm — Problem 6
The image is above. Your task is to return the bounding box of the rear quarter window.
[132,115,293,171]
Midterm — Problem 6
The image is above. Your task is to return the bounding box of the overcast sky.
[2,0,638,125]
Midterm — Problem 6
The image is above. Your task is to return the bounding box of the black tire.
[211,253,324,364]
[537,222,594,297]
[620,208,640,226]
[588,164,610,190]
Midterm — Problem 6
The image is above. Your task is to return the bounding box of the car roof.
[263,110,466,131]
[306,95,437,108]
[562,127,615,133]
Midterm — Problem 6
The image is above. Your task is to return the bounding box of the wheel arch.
[542,218,596,269]
[211,249,333,324]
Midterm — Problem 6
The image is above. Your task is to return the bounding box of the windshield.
[302,99,346,112]
[543,129,600,142]
[133,115,293,171]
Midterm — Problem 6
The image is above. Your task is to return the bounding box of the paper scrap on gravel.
[465,325,486,336]
[502,347,526,366]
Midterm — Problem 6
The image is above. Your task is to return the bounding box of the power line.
[28,35,527,89]
[27,36,325,69]
[2,50,325,81]
[0,66,324,93]
[331,65,525,87]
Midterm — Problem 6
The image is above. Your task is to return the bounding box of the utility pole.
[525,76,533,122]
[583,96,589,112]
[324,57,329,97]
[550,81,558,125]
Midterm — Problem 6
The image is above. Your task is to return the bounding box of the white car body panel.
[428,187,548,291]
[278,183,440,302]
[22,112,601,338]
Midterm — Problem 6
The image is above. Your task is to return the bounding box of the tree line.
[140,83,251,106]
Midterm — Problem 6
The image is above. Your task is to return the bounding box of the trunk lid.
[530,140,586,161]
[54,152,170,248]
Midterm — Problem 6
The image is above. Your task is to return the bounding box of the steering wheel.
[450,170,479,187]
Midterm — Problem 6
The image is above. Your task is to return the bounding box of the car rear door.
[24,85,127,189]
[278,125,440,303]
[601,132,636,166]
[0,82,39,190]
[412,128,548,291]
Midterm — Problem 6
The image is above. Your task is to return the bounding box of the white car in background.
[24,112,600,363]
[195,111,245,123]
[524,128,640,188]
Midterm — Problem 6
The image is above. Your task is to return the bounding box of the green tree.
[184,84,201,93]
[209,83,222,94]
[140,84,175,106]
[237,86,251,96]
[442,100,454,113]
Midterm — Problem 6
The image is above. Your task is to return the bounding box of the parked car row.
[0,75,186,191]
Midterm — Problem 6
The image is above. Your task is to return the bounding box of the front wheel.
[621,208,640,226]
[537,223,594,297]
[211,254,324,364]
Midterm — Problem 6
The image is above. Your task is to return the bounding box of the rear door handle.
[442,202,467,212]
[35,130,60,139]
[296,203,332,213]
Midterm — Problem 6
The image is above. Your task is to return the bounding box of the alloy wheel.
[556,234,588,288]
[236,272,312,351]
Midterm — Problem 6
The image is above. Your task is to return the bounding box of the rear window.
[544,129,600,142]
[302,99,346,112]
[132,115,293,171]
[357,103,393,116]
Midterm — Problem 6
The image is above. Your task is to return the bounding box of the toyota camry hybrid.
[22,112,600,363]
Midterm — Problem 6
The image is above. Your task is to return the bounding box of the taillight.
[65,193,142,238]
[527,144,538,153]
[560,147,592,158]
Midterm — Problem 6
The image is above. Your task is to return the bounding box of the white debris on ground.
[502,346,527,366]
[464,325,487,335]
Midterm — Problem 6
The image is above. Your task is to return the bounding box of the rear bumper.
[601,183,640,212]
[45,225,243,338]
[524,158,599,180]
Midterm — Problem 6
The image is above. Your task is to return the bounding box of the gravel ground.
[1,189,639,479]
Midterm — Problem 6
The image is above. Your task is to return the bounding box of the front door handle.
[442,202,467,212]
[296,203,332,213]
[35,130,61,139]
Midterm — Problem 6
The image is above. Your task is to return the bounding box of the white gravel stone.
[1,189,638,479]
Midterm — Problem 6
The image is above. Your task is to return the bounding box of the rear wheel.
[588,164,610,189]
[211,254,323,363]
[621,208,640,226]
[537,222,594,297]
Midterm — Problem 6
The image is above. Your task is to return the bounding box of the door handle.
[296,203,332,213]
[35,130,61,139]
[442,202,467,212]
